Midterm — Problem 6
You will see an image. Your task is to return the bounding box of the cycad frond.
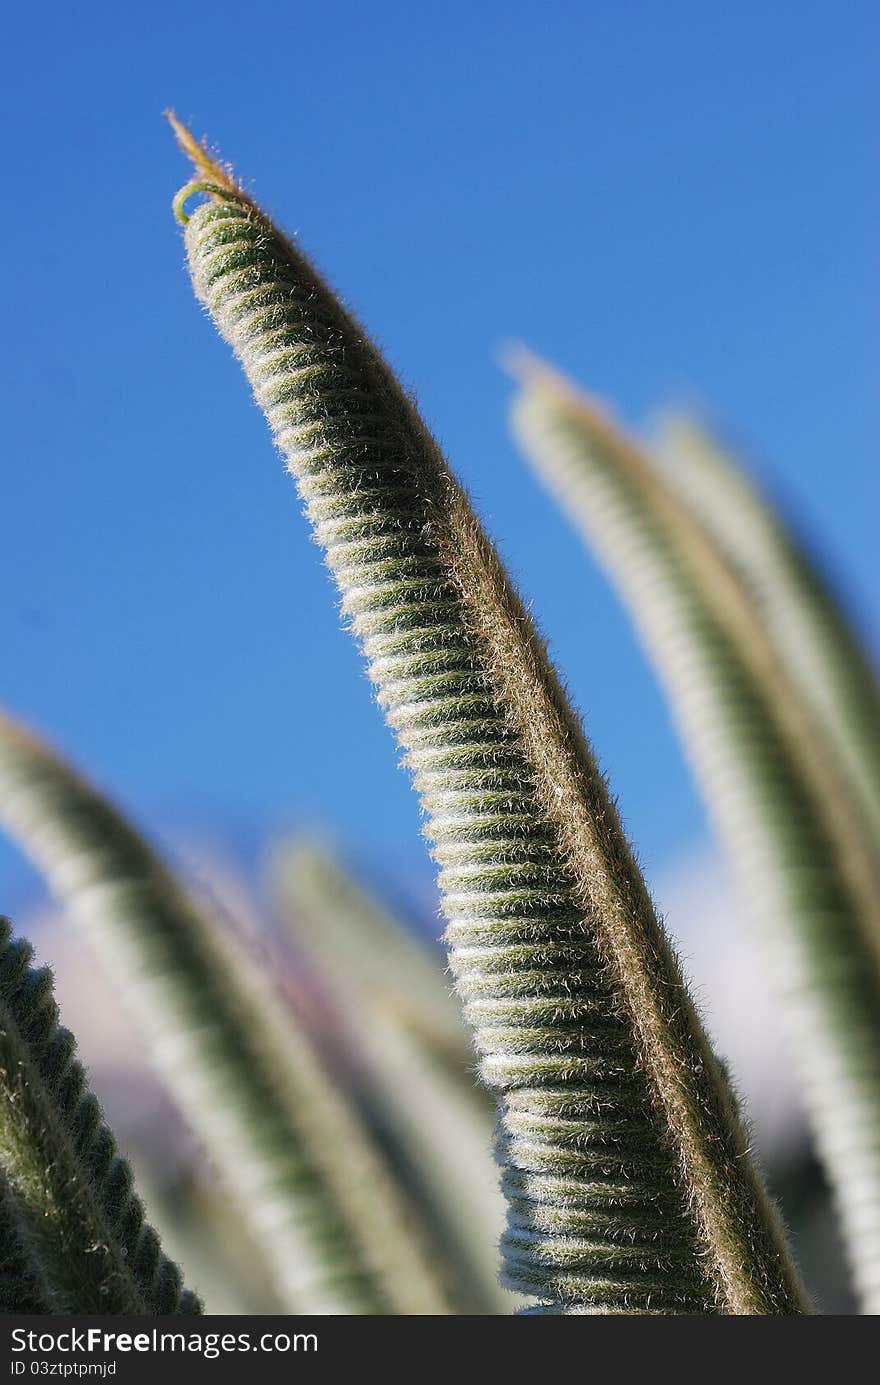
[273,840,511,1313]
[0,915,200,1314]
[272,841,471,1068]
[172,121,807,1315]
[656,412,880,847]
[511,363,880,1310]
[0,713,451,1315]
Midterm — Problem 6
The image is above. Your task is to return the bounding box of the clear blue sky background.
[1,2,876,918]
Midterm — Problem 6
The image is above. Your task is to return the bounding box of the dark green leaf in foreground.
[0,915,200,1314]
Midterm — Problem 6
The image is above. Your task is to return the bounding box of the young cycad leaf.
[273,840,472,1069]
[0,915,200,1314]
[511,362,880,1311]
[655,413,880,847]
[273,840,511,1314]
[172,119,807,1314]
[0,713,452,1315]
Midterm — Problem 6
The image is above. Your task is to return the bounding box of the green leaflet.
[273,840,512,1314]
[655,413,880,852]
[173,123,806,1314]
[512,366,880,1311]
[0,915,200,1314]
[0,713,451,1315]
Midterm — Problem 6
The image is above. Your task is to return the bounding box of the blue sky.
[1,1,875,918]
